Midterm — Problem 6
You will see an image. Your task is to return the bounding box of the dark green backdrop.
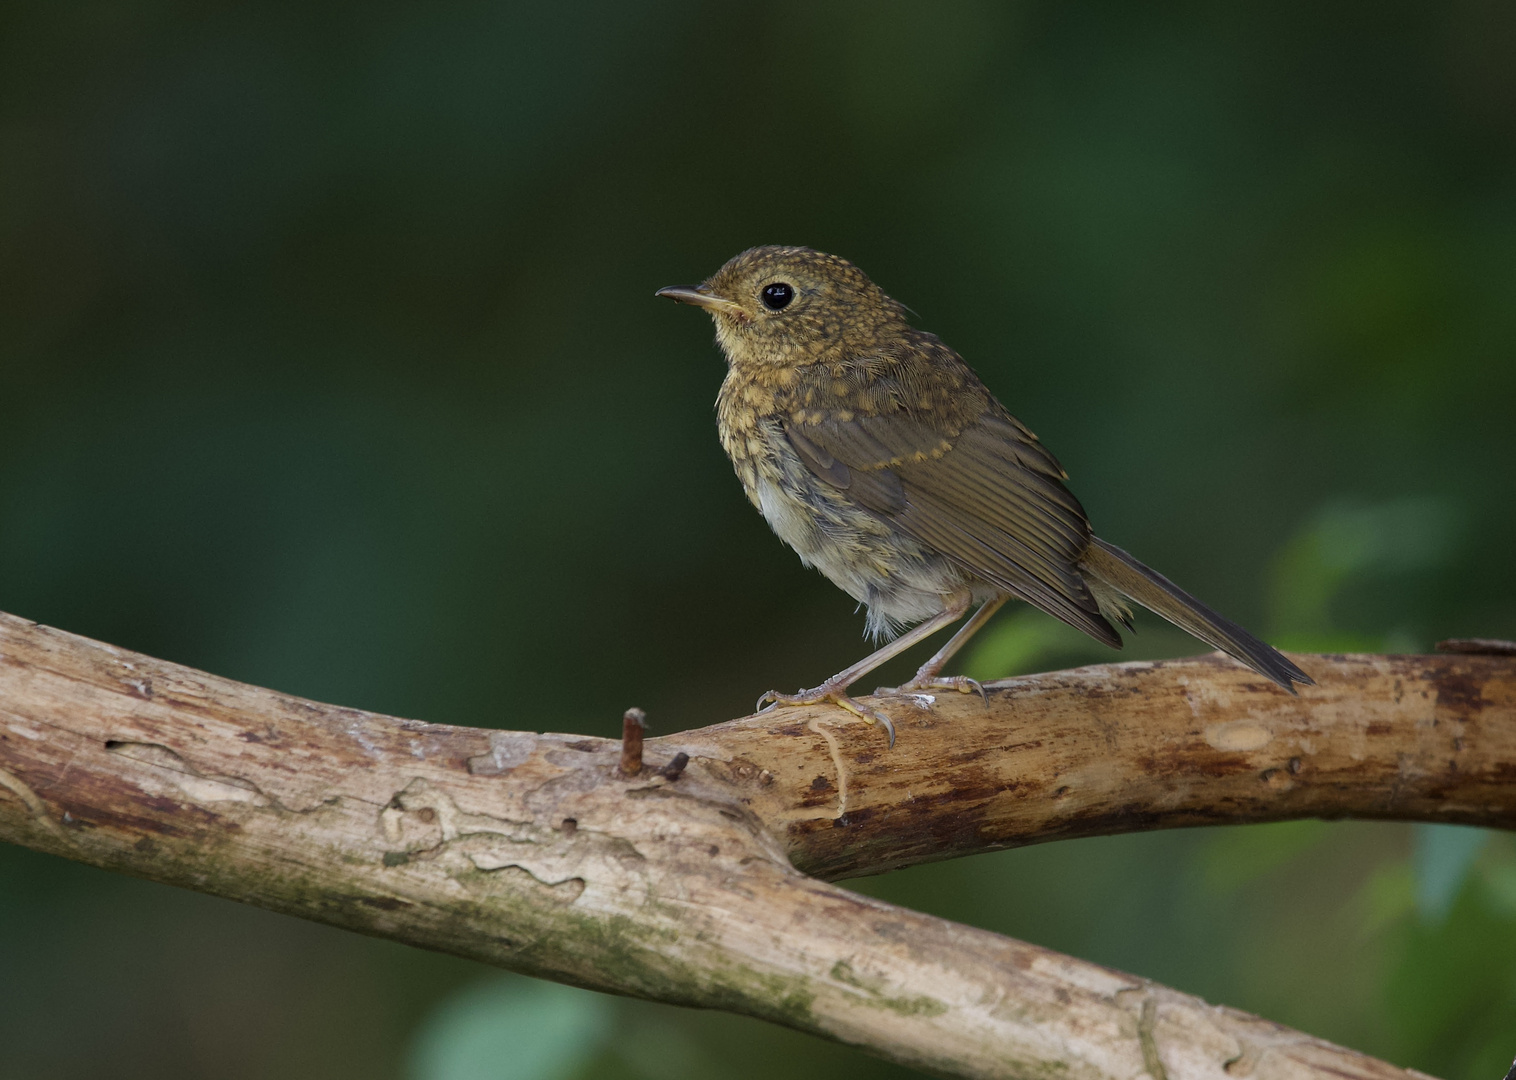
[3,3,1514,1078]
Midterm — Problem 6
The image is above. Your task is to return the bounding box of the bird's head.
[656,246,909,368]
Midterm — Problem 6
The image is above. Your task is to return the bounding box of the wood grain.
[2,611,1508,1080]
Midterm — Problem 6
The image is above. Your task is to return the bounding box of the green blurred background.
[3,2,1515,1077]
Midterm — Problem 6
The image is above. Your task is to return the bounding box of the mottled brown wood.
[2,612,1505,1080]
[1437,637,1516,656]
[699,651,1516,879]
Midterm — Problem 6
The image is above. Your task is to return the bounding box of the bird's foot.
[756,684,897,748]
[876,675,988,705]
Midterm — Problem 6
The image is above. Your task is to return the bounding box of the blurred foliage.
[1383,838,1516,1078]
[1270,496,1463,653]
[2,1,1514,1078]
[406,977,612,1080]
[1414,824,1491,921]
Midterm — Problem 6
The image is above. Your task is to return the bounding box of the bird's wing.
[779,350,1119,646]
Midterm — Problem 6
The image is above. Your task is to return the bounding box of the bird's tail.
[1079,536,1312,692]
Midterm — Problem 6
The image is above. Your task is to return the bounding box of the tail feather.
[1080,537,1312,692]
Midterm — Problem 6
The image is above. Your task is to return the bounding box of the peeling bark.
[2,611,1508,1080]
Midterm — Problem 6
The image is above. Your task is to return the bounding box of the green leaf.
[1355,860,1417,938]
[1269,496,1460,637]
[1197,820,1329,894]
[407,976,613,1080]
[1413,824,1490,922]
[963,608,1109,680]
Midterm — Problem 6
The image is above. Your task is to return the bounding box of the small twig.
[620,707,647,775]
[1437,638,1516,656]
[659,752,689,781]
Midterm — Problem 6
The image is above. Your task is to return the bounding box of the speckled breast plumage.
[716,366,974,639]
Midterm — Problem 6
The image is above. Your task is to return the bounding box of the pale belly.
[745,428,972,639]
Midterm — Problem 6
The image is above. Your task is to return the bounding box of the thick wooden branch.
[720,648,1516,879]
[1,611,1510,1080]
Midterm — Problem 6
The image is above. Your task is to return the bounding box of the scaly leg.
[878,595,1008,701]
[757,592,973,747]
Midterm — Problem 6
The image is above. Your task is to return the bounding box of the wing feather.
[778,355,1118,645]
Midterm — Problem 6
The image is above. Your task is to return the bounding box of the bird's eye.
[760,282,794,311]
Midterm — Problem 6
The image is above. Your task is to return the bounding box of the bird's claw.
[754,685,897,748]
[878,675,988,706]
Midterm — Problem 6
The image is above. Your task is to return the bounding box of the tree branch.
[1,610,1508,1079]
[723,649,1516,879]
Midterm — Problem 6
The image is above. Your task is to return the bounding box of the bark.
[1,610,1510,1080]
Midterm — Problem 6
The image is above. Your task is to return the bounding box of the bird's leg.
[878,595,1008,702]
[757,594,973,747]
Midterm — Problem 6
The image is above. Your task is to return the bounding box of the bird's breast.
[715,372,968,635]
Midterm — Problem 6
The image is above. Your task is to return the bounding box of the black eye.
[760,282,794,311]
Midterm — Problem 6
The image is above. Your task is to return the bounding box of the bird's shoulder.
[781,334,983,428]
[774,332,1066,481]
[770,333,1110,639]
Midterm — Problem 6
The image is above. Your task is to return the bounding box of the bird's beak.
[655,284,745,318]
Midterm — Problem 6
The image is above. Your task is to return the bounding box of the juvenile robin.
[657,246,1311,745]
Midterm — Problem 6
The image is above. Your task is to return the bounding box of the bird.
[656,246,1311,745]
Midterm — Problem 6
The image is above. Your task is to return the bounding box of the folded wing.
[780,356,1120,647]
